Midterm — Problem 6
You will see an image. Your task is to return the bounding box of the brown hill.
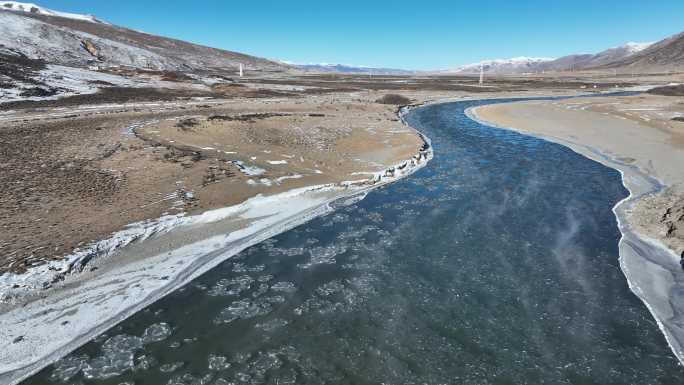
[600,32,684,72]
[0,7,290,74]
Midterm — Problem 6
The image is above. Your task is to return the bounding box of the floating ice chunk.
[166,372,215,385]
[101,335,144,358]
[231,351,251,364]
[142,322,172,344]
[233,263,265,273]
[315,280,345,296]
[255,318,289,332]
[50,354,89,382]
[214,299,272,324]
[270,281,297,293]
[82,334,144,379]
[207,275,254,297]
[298,244,346,269]
[331,213,349,223]
[252,283,269,297]
[257,274,274,283]
[248,352,283,379]
[265,246,305,257]
[134,354,157,371]
[263,295,286,304]
[208,354,231,371]
[159,361,184,373]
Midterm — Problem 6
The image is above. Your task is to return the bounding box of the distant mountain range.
[294,33,684,75]
[448,42,656,74]
[292,63,415,75]
[446,57,554,75]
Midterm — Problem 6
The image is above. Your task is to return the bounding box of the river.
[24,98,684,384]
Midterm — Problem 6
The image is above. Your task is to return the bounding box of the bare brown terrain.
[0,85,432,274]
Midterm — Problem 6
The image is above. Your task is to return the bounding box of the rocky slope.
[0,3,288,74]
[540,42,653,72]
[601,32,684,72]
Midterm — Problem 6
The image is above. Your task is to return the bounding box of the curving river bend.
[24,99,684,384]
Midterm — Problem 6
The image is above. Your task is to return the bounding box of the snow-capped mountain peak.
[285,61,415,75]
[0,1,105,23]
[479,56,554,65]
[622,41,654,53]
[450,57,555,74]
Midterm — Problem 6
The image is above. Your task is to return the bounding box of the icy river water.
[24,99,684,384]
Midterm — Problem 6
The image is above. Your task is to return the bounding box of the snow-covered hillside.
[623,42,654,54]
[0,1,104,23]
[576,42,654,67]
[0,5,287,73]
[0,2,288,104]
[0,11,176,69]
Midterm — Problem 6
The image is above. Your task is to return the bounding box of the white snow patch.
[0,1,106,23]
[233,161,266,176]
[622,41,654,53]
[275,174,303,183]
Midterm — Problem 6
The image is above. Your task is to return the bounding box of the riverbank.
[0,91,432,384]
[469,95,684,363]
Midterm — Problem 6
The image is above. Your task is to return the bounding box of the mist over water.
[25,99,684,384]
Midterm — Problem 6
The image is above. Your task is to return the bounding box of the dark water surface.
[25,99,684,384]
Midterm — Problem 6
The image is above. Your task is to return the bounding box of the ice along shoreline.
[467,104,684,366]
[0,110,433,385]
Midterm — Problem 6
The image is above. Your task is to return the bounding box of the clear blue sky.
[38,0,684,70]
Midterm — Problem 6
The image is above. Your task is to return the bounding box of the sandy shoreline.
[468,99,684,364]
